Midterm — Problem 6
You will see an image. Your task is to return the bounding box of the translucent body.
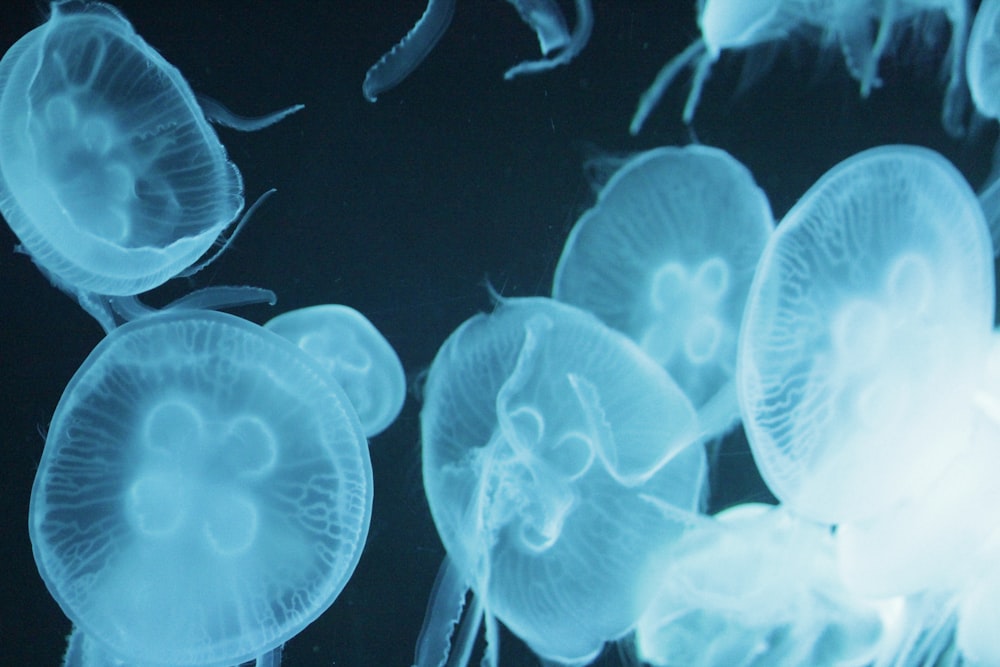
[967,0,1000,118]
[29,310,372,667]
[420,297,707,664]
[630,0,969,137]
[553,146,773,435]
[265,304,406,437]
[0,2,244,297]
[635,503,886,667]
[738,146,993,524]
[362,0,592,100]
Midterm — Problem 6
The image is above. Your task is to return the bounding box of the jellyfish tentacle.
[196,93,304,132]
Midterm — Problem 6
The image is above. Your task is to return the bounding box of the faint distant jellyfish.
[966,0,1000,119]
[737,145,994,525]
[265,304,406,437]
[29,310,372,666]
[362,0,593,101]
[418,297,707,666]
[553,146,773,438]
[0,2,302,330]
[630,0,969,137]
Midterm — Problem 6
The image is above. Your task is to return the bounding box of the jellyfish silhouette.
[737,145,994,525]
[265,304,406,437]
[0,1,301,330]
[553,145,773,439]
[630,0,969,137]
[29,309,373,666]
[417,297,706,666]
[362,0,593,102]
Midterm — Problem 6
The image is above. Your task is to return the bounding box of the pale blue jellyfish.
[630,0,969,137]
[417,297,707,666]
[265,304,406,437]
[0,1,301,330]
[29,310,372,666]
[362,0,593,101]
[737,145,994,525]
[553,146,773,438]
[634,503,887,667]
[966,0,1000,119]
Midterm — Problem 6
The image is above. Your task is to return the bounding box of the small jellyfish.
[966,0,1000,119]
[362,0,593,101]
[553,145,773,438]
[265,304,406,437]
[737,145,993,525]
[417,297,707,666]
[29,310,372,666]
[630,0,969,137]
[0,2,301,329]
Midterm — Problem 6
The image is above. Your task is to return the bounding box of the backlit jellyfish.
[553,146,773,438]
[737,145,994,526]
[630,0,969,137]
[966,0,1000,119]
[264,304,406,437]
[417,297,707,666]
[0,1,302,330]
[634,503,887,667]
[362,0,593,101]
[29,310,373,666]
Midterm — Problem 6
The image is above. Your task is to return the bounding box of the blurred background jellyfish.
[553,145,773,440]
[362,0,593,102]
[0,1,302,331]
[29,309,373,666]
[630,0,969,137]
[967,0,1000,254]
[417,296,707,666]
[265,304,406,437]
[737,145,994,526]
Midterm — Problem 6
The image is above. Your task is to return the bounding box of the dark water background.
[0,1,993,664]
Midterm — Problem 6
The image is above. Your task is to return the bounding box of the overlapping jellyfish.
[630,0,970,137]
[362,0,593,101]
[0,0,302,332]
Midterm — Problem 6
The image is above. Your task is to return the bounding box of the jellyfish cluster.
[5,0,1000,666]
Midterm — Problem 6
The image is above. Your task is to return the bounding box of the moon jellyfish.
[418,297,707,666]
[737,145,994,525]
[967,0,1000,119]
[630,0,969,137]
[29,310,372,666]
[634,503,886,667]
[362,0,593,101]
[0,1,302,329]
[265,304,406,437]
[553,146,773,438]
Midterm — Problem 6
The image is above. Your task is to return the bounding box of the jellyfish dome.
[0,1,245,299]
[420,297,707,664]
[265,304,405,437]
[737,145,994,525]
[29,309,373,666]
[553,145,773,435]
[967,0,1000,118]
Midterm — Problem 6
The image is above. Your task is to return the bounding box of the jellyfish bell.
[264,304,406,437]
[29,309,372,666]
[0,1,301,329]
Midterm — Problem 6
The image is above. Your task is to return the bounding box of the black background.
[0,1,993,665]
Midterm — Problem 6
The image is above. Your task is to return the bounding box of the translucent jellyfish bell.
[0,1,300,325]
[967,0,1000,119]
[630,0,969,137]
[29,310,372,666]
[738,145,994,524]
[553,146,773,437]
[419,297,706,665]
[265,304,406,437]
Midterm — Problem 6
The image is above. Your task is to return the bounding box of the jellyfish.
[362,0,593,102]
[629,0,969,137]
[737,145,994,525]
[29,309,373,666]
[966,0,1000,119]
[553,145,773,439]
[0,1,302,331]
[417,296,707,666]
[264,304,406,437]
[634,503,887,667]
